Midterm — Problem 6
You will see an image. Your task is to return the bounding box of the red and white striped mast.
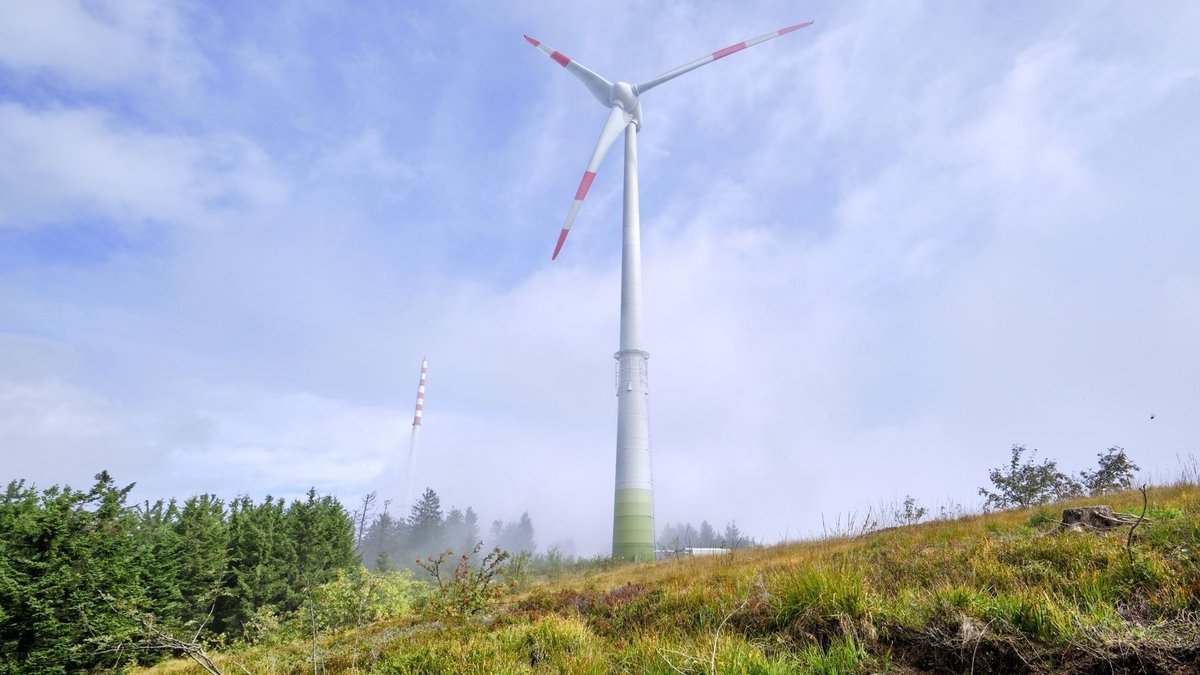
[412,356,428,428]
[402,356,428,510]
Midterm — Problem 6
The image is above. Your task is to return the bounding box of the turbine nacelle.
[609,82,642,129]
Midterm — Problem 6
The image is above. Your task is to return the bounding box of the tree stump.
[1058,505,1143,532]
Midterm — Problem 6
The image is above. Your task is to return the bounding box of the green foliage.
[357,491,537,576]
[532,545,567,580]
[0,472,145,673]
[979,444,1083,510]
[1080,446,1140,496]
[157,495,230,631]
[0,472,356,672]
[512,615,602,671]
[221,495,294,634]
[1147,506,1182,521]
[983,590,1074,641]
[1026,508,1058,528]
[797,634,868,675]
[406,488,445,554]
[418,542,517,620]
[982,445,1145,510]
[307,566,423,630]
[899,494,928,525]
[243,566,424,646]
[773,565,872,628]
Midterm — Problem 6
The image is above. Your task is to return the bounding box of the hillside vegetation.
[139,482,1200,674]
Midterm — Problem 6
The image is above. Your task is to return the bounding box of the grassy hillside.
[139,483,1199,674]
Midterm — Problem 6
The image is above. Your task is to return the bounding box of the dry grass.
[137,483,1200,674]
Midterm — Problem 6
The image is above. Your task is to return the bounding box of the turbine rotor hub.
[610,82,642,129]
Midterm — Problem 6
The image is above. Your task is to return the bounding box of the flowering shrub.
[416,541,515,619]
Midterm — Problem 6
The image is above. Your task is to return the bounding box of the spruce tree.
[513,512,536,553]
[463,507,481,557]
[172,495,229,630]
[406,488,444,560]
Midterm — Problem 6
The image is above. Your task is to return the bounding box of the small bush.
[417,542,516,620]
[979,445,1082,510]
[309,566,423,629]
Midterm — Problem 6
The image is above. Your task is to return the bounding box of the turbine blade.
[634,21,813,95]
[553,105,633,260]
[524,34,614,107]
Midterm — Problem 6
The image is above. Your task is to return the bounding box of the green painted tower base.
[612,488,655,561]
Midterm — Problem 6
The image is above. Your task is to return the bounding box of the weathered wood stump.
[1058,505,1144,532]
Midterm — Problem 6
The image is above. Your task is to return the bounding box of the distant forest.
[355,487,538,571]
[659,520,753,550]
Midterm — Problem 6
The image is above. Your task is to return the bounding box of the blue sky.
[2,1,1198,554]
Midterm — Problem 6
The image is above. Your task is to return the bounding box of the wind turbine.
[526,22,812,561]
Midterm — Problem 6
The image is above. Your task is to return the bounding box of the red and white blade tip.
[523,34,572,67]
[780,21,814,34]
[551,229,570,260]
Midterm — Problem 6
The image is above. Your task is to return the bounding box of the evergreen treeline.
[660,519,752,550]
[0,475,541,673]
[0,472,354,674]
[356,488,538,570]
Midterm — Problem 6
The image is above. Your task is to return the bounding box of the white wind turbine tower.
[525,22,812,560]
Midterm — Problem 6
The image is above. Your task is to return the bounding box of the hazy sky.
[2,1,1197,554]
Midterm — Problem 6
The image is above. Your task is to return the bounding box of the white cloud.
[0,103,286,228]
[168,388,404,497]
[0,0,205,91]
[0,334,160,489]
[312,129,415,199]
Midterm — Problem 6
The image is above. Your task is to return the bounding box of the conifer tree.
[406,488,444,559]
[444,507,465,552]
[463,507,481,557]
[173,495,229,629]
[513,512,536,553]
[221,495,293,634]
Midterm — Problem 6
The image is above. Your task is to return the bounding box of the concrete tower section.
[612,123,655,561]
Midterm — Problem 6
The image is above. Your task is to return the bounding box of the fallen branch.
[96,593,225,675]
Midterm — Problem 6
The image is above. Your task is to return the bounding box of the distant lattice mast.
[402,356,428,510]
[412,356,428,427]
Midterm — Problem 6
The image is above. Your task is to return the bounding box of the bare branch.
[1127,484,1149,565]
